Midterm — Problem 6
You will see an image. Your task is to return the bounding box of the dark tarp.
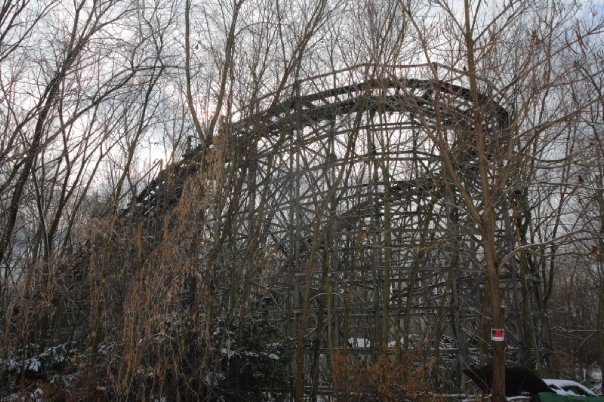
[463,365,553,396]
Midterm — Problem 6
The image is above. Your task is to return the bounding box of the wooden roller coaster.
[120,64,521,393]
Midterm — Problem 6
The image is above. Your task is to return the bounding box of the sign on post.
[491,328,505,342]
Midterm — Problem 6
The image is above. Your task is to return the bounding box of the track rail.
[124,70,510,220]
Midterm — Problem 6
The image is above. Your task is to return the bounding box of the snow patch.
[26,358,42,372]
[348,337,371,348]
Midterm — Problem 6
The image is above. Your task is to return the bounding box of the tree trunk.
[597,184,604,386]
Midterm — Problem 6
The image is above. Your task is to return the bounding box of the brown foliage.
[332,348,443,402]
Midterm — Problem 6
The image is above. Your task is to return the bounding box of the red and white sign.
[491,328,505,342]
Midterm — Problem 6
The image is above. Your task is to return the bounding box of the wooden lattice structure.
[125,64,521,393]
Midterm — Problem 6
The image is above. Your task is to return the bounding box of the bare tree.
[399,1,603,399]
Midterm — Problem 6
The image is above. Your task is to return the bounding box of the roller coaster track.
[124,70,511,222]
